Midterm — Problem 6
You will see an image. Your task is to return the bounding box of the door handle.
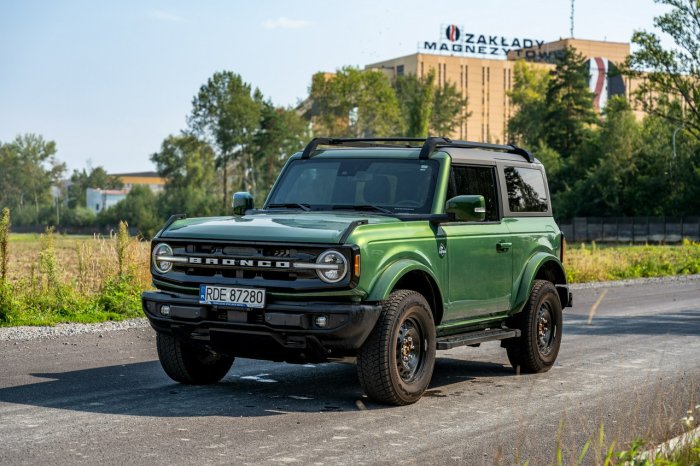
[496,242,512,253]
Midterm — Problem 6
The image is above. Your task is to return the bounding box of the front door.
[441,165,512,321]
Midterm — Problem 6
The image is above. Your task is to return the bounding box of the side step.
[436,327,521,350]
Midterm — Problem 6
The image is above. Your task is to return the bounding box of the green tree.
[252,103,309,201]
[0,134,65,224]
[98,186,160,238]
[151,135,221,217]
[543,47,597,158]
[507,61,551,147]
[626,0,700,140]
[67,166,123,209]
[188,71,263,209]
[574,97,642,216]
[309,67,404,138]
[430,78,469,137]
[393,71,436,137]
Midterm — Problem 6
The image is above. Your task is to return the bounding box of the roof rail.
[301,137,425,159]
[419,137,535,163]
[300,137,534,163]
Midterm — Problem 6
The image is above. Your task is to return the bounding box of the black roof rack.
[300,137,534,163]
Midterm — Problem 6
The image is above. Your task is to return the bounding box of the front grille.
[152,240,355,293]
[171,243,320,282]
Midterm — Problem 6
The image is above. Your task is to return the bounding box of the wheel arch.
[366,260,445,326]
[512,254,567,314]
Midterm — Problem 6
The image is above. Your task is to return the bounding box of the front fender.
[512,253,566,314]
[366,259,440,302]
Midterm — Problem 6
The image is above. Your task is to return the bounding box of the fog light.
[160,305,171,316]
[315,316,328,328]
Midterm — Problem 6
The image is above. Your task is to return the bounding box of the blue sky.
[0,0,669,174]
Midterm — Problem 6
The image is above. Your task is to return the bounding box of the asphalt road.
[1,277,699,465]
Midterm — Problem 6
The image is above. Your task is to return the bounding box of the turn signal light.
[354,254,360,277]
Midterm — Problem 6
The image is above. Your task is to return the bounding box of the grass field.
[0,223,152,327]
[2,218,700,327]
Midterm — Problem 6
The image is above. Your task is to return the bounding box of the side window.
[503,166,548,213]
[447,165,499,221]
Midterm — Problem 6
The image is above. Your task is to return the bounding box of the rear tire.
[357,290,436,405]
[505,280,562,374]
[156,333,234,384]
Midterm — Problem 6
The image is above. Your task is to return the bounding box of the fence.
[558,217,700,243]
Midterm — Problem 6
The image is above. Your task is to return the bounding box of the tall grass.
[1,222,151,326]
[565,240,700,283]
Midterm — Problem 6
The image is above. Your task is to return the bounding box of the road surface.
[1,276,699,465]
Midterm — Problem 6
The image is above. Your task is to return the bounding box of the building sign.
[587,57,626,112]
[420,24,545,58]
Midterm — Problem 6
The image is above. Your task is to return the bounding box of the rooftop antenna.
[570,0,575,38]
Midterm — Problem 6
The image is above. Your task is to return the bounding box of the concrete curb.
[640,425,700,463]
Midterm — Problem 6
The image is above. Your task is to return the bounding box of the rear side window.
[504,166,548,213]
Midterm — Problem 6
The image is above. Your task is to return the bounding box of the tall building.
[366,33,637,144]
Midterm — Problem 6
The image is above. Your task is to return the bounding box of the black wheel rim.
[396,311,424,383]
[536,302,556,356]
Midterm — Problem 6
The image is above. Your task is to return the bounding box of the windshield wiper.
[331,204,393,214]
[266,203,311,211]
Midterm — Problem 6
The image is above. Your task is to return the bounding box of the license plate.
[199,285,265,309]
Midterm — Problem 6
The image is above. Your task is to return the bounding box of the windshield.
[266,158,439,214]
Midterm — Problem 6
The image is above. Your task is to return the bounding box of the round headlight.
[316,250,348,283]
[152,243,174,273]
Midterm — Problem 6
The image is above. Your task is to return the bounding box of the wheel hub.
[396,318,422,382]
[536,303,554,356]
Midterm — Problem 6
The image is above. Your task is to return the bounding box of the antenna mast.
[570,0,575,38]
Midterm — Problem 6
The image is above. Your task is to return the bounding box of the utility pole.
[570,0,575,38]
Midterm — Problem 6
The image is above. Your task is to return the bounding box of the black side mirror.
[232,192,254,216]
[445,195,486,222]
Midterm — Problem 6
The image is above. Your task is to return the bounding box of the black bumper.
[142,291,382,363]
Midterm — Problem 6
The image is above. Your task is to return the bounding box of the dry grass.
[1,227,152,326]
[565,241,700,283]
[7,232,151,294]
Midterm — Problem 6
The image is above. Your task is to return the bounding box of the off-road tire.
[156,333,234,384]
[505,280,562,373]
[356,289,436,405]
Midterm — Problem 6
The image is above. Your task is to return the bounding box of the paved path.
[1,277,699,465]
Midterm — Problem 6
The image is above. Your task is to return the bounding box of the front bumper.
[142,291,382,363]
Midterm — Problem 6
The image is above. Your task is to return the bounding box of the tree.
[626,0,700,141]
[574,97,642,216]
[188,71,263,209]
[543,47,598,158]
[98,185,160,238]
[309,67,404,138]
[507,61,551,147]
[252,103,309,201]
[430,78,469,137]
[151,134,221,217]
[0,134,65,223]
[393,71,436,137]
[67,166,123,209]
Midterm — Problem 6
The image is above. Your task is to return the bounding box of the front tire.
[356,290,436,405]
[156,333,234,384]
[505,280,562,373]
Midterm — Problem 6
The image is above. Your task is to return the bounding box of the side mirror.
[445,195,486,222]
[232,192,254,216]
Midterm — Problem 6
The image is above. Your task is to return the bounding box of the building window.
[397,65,404,76]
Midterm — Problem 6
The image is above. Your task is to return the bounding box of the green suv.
[142,137,572,405]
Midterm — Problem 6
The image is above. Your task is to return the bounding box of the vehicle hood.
[157,212,400,244]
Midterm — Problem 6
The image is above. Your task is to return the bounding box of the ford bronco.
[142,137,572,405]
